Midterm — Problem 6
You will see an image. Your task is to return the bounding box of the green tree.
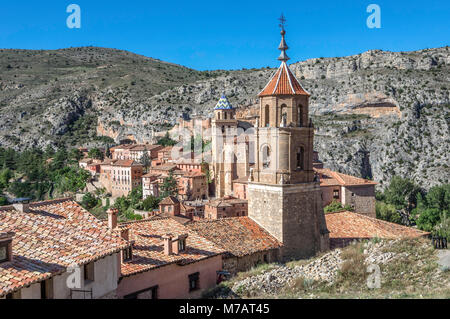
[376,201,402,224]
[140,152,151,172]
[69,148,84,163]
[88,148,104,161]
[81,192,99,210]
[0,195,8,206]
[0,168,12,190]
[324,200,353,213]
[383,176,421,225]
[157,132,177,147]
[142,195,160,211]
[160,171,178,198]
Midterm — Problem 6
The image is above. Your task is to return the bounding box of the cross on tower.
[279,14,287,31]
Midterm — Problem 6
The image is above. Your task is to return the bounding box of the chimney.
[0,232,14,263]
[162,234,173,255]
[107,208,119,229]
[119,227,130,241]
[13,203,30,213]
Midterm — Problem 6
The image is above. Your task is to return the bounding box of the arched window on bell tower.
[280,104,287,126]
[296,147,304,170]
[261,145,271,169]
[264,105,270,127]
[298,105,303,127]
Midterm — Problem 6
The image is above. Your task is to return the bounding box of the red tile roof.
[259,62,310,97]
[314,168,378,187]
[326,211,429,240]
[0,199,128,297]
[111,159,142,167]
[186,217,282,258]
[120,218,223,277]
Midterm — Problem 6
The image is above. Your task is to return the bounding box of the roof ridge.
[283,62,295,94]
[272,64,283,95]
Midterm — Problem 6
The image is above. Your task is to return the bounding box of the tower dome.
[214,94,234,110]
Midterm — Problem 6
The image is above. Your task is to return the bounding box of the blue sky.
[0,1,449,70]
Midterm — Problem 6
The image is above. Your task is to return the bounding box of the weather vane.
[279,14,287,31]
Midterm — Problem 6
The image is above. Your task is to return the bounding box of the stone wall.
[222,249,280,275]
[248,182,329,260]
[341,185,376,218]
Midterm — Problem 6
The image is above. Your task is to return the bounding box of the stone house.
[0,199,129,299]
[204,196,248,219]
[187,217,282,274]
[116,217,223,299]
[314,168,377,218]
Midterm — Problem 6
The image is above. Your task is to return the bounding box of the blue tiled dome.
[214,94,234,110]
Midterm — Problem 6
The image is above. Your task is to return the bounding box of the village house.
[178,171,208,201]
[143,163,208,201]
[187,217,282,274]
[0,199,129,299]
[314,168,377,218]
[115,215,223,299]
[110,144,163,162]
[110,160,144,198]
[79,158,102,177]
[204,196,248,219]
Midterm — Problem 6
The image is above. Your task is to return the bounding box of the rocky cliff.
[0,46,448,188]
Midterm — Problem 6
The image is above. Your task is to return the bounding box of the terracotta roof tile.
[186,217,282,258]
[259,62,310,97]
[314,168,378,187]
[326,211,429,240]
[0,199,128,297]
[120,218,223,277]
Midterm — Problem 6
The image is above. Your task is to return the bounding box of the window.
[123,247,133,262]
[84,262,95,283]
[262,145,270,169]
[0,243,8,263]
[296,147,304,170]
[189,272,200,291]
[333,189,340,199]
[264,105,270,127]
[298,105,304,127]
[124,286,158,299]
[178,238,186,252]
[40,279,53,299]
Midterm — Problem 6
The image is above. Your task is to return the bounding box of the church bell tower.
[247,15,329,259]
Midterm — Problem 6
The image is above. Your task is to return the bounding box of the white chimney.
[13,203,30,213]
[107,208,119,229]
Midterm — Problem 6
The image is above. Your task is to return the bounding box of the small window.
[40,279,53,299]
[189,272,200,291]
[333,190,340,199]
[296,147,304,170]
[0,243,8,263]
[178,239,186,252]
[262,145,270,169]
[84,262,95,283]
[123,247,133,262]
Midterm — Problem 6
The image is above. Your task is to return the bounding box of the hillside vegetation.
[0,46,449,188]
